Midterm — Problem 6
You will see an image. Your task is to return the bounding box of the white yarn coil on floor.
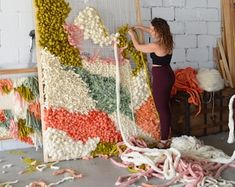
[114,42,235,184]
[196,68,224,92]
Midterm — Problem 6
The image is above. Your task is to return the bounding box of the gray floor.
[0,132,234,187]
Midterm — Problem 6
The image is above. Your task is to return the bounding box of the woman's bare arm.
[133,25,151,34]
[128,29,159,53]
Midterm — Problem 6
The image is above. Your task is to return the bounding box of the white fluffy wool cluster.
[74,7,119,47]
[40,49,96,114]
[131,69,150,109]
[196,68,224,92]
[44,127,99,161]
[119,62,133,91]
[81,58,117,78]
[171,136,235,163]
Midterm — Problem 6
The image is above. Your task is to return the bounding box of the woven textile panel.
[0,75,41,146]
[34,0,160,162]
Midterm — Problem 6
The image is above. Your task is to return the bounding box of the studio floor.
[0,132,235,187]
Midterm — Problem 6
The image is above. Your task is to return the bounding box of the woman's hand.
[133,25,141,30]
[128,28,135,38]
[133,25,151,34]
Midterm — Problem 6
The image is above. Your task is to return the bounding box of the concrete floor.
[0,132,234,187]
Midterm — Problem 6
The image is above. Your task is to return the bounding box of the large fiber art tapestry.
[0,76,41,147]
[31,0,235,186]
[34,0,160,162]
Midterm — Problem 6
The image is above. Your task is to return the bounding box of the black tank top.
[150,52,172,66]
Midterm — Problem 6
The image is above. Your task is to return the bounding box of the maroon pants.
[152,65,175,140]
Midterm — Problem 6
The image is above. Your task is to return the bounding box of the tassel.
[26,110,41,132]
[18,119,33,138]
[14,85,35,102]
[0,110,13,129]
[22,76,39,98]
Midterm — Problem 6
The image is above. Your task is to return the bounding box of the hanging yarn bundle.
[15,85,35,102]
[227,95,235,144]
[0,110,13,129]
[23,76,39,99]
[0,79,13,94]
[0,110,6,123]
[26,110,41,132]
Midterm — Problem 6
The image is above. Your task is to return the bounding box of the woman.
[128,17,175,144]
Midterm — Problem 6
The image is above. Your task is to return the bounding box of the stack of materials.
[215,0,235,88]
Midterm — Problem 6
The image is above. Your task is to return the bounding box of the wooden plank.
[222,0,235,86]
[216,47,229,86]
[32,2,49,163]
[219,59,229,86]
[0,137,11,141]
[213,47,221,72]
[135,0,144,43]
[220,0,227,53]
[217,39,234,88]
[0,67,37,75]
[135,0,142,25]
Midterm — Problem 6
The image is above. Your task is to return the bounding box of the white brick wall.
[141,0,162,7]
[0,0,221,69]
[163,0,185,7]
[0,0,34,68]
[152,7,175,21]
[186,0,207,8]
[208,0,220,8]
[187,48,209,62]
[168,21,185,34]
[174,35,197,48]
[185,21,207,34]
[150,0,221,69]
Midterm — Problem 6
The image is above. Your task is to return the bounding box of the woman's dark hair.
[151,17,173,52]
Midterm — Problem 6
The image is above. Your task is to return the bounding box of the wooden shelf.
[0,67,37,75]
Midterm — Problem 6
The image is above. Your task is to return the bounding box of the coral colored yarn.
[28,102,41,120]
[20,136,33,145]
[0,79,13,94]
[135,97,161,140]
[0,110,6,123]
[9,119,18,139]
[44,108,122,143]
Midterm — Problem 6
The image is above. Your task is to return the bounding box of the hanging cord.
[211,91,215,121]
[227,95,235,144]
[203,92,213,104]
[29,30,35,64]
[202,92,216,121]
